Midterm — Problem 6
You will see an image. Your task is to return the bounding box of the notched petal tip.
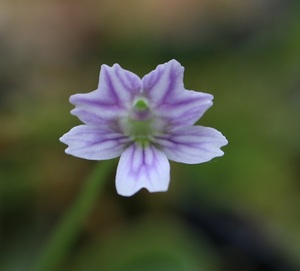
[142,59,186,106]
[69,92,82,105]
[99,63,120,75]
[59,134,67,144]
[117,184,169,197]
[167,59,184,71]
[142,59,216,128]
[59,125,128,160]
[67,62,144,125]
[99,62,142,105]
[155,126,228,164]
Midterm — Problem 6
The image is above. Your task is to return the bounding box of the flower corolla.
[60,60,228,196]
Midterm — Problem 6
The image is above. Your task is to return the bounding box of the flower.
[60,59,228,196]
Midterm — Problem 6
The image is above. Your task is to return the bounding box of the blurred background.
[1,0,300,270]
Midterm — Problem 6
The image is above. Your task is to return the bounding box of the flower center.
[119,98,160,146]
[134,99,148,111]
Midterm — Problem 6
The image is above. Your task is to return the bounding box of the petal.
[142,59,185,105]
[60,125,131,160]
[98,63,142,105]
[142,59,213,127]
[70,64,142,125]
[115,143,170,196]
[70,90,125,126]
[157,91,214,129]
[154,126,228,164]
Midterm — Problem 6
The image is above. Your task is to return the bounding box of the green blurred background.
[1,0,300,270]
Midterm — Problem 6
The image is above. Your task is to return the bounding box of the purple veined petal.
[98,64,142,104]
[70,90,126,126]
[142,59,184,105]
[115,143,170,196]
[154,126,228,164]
[70,64,142,125]
[156,90,213,129]
[142,59,213,127]
[59,125,131,160]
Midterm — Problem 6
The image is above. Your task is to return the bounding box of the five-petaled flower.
[60,60,228,196]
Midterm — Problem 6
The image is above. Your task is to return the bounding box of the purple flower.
[60,60,228,196]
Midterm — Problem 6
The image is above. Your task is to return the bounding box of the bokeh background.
[1,0,300,270]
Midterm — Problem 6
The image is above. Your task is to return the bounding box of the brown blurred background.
[1,0,300,270]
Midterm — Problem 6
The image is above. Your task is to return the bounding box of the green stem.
[33,161,115,271]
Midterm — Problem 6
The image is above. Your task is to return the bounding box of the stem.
[33,161,115,271]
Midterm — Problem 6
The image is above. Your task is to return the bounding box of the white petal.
[116,144,170,196]
[60,125,130,160]
[154,126,228,164]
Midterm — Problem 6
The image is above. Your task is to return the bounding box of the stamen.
[131,98,151,121]
[134,99,148,111]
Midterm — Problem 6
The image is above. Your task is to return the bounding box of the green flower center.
[128,119,152,137]
[119,98,157,147]
[134,99,148,111]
